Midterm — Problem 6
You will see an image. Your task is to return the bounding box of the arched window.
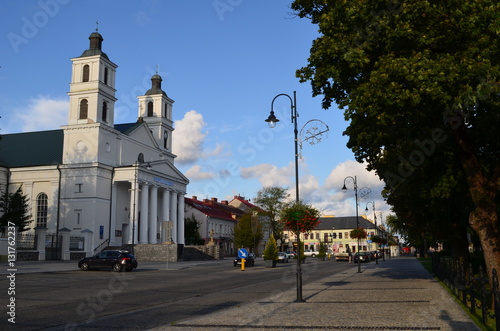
[79,99,88,119]
[164,103,168,118]
[36,193,48,228]
[147,101,154,117]
[82,65,90,82]
[104,67,109,85]
[102,101,108,122]
[163,131,168,149]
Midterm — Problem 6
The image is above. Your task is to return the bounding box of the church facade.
[0,31,189,259]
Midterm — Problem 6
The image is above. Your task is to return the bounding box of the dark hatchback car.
[233,253,255,267]
[78,250,138,272]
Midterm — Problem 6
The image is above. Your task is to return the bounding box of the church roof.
[0,130,64,167]
[114,122,143,135]
[185,197,236,222]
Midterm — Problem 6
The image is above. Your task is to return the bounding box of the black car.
[233,253,255,267]
[78,250,138,272]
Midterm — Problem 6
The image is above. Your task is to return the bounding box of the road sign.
[238,248,248,259]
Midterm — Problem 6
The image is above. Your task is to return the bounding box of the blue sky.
[1,0,392,224]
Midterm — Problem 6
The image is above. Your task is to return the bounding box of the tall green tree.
[253,186,289,240]
[184,214,202,245]
[292,0,500,281]
[0,186,32,232]
[233,213,263,253]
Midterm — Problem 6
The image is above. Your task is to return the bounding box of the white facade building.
[0,31,189,258]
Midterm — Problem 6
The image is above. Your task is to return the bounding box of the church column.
[110,182,117,245]
[162,189,170,243]
[139,183,149,244]
[129,180,139,245]
[177,194,185,245]
[170,191,178,243]
[149,186,158,244]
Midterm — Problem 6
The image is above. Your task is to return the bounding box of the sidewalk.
[153,256,480,331]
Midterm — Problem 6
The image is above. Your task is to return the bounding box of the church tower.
[67,31,118,126]
[137,74,175,153]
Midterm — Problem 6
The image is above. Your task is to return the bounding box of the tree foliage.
[292,0,500,281]
[233,213,263,253]
[263,233,279,261]
[184,214,203,245]
[0,186,32,232]
[253,186,289,239]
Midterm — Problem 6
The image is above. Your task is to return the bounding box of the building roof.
[315,216,377,231]
[184,197,236,222]
[114,122,143,135]
[0,130,64,167]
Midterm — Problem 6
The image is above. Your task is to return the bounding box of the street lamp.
[265,91,305,303]
[342,175,362,273]
[365,201,378,264]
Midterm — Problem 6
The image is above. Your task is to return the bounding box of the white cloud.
[240,162,294,188]
[172,110,208,164]
[184,164,217,181]
[12,96,68,133]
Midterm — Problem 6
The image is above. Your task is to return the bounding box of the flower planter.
[264,260,277,268]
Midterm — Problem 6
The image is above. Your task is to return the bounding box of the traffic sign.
[238,248,248,259]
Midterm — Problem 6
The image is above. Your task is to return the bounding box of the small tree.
[184,214,203,245]
[263,233,279,261]
[318,241,326,260]
[0,186,32,232]
[234,213,263,252]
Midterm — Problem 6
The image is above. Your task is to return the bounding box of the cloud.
[184,164,217,180]
[324,160,384,194]
[11,96,68,133]
[172,110,208,164]
[240,162,294,188]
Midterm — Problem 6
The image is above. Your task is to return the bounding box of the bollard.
[241,258,245,271]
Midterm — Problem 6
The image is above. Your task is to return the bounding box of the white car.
[303,249,319,257]
[277,252,289,263]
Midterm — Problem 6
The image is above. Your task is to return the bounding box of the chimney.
[211,197,218,203]
[192,196,197,200]
[203,199,210,203]
[222,200,228,205]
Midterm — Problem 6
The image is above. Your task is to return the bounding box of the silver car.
[278,252,289,263]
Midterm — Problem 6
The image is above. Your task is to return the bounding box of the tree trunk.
[451,124,500,285]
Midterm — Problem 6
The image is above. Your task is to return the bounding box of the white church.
[0,31,189,260]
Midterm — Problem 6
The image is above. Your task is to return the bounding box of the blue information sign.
[238,248,248,259]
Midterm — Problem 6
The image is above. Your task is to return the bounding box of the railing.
[93,238,110,254]
[16,233,37,250]
[432,255,499,330]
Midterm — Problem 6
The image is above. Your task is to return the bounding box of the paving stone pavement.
[152,256,481,331]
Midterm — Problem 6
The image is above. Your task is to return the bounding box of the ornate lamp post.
[365,201,378,264]
[342,175,362,273]
[265,91,305,302]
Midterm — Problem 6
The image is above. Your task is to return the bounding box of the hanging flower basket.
[281,202,320,234]
[350,227,367,239]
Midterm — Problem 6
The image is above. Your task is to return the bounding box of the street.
[1,258,355,330]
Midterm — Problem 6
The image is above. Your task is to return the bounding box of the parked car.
[277,252,289,263]
[285,251,296,259]
[233,253,255,267]
[78,250,138,272]
[303,249,319,257]
[353,252,371,263]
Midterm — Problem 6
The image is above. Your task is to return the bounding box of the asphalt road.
[1,258,355,330]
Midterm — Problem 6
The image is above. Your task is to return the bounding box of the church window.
[164,103,167,118]
[75,183,83,193]
[82,65,90,82]
[163,131,168,149]
[102,101,108,122]
[104,67,109,84]
[36,193,48,228]
[79,99,88,119]
[147,101,153,117]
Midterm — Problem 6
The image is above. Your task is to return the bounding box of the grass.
[418,257,496,331]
